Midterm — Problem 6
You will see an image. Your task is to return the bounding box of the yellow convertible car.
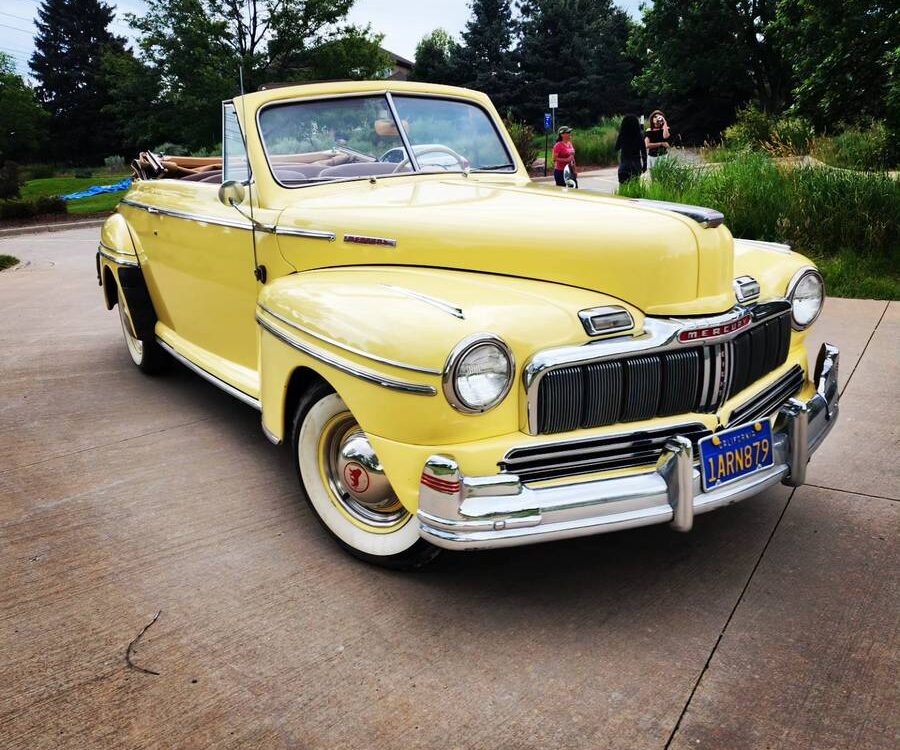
[97,80,839,568]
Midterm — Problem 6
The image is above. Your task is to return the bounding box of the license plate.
[699,421,774,491]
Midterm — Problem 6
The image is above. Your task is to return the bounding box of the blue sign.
[543,113,552,131]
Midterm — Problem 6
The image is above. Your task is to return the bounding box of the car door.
[135,103,272,396]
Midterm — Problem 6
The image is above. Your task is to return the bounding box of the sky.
[1,0,646,78]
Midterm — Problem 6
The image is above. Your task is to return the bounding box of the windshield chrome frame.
[255,90,518,189]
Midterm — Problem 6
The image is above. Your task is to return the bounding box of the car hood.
[274,177,736,315]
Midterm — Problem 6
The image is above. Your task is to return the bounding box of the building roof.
[381,48,414,68]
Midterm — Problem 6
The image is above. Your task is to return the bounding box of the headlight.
[443,334,514,413]
[787,268,824,330]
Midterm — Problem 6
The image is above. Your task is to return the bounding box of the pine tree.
[453,0,517,112]
[30,0,125,163]
[516,0,638,127]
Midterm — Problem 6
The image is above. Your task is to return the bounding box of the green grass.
[0,254,20,271]
[619,153,899,299]
[20,173,130,215]
[533,116,622,167]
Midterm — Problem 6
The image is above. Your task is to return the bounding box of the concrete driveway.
[1,227,897,749]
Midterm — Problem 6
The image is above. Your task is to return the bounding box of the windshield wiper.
[474,163,515,171]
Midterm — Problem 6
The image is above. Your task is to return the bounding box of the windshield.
[257,94,514,186]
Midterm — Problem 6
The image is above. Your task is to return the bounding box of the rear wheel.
[291,381,440,569]
[118,301,167,374]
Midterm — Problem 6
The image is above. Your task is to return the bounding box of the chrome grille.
[729,365,804,425]
[500,423,711,484]
[535,311,791,435]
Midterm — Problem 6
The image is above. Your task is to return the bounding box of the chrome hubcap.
[322,414,406,527]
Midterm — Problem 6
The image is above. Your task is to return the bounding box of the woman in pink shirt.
[552,126,577,187]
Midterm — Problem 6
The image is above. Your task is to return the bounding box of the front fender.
[256,266,645,446]
[733,239,820,345]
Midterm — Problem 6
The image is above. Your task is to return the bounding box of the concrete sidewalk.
[1,227,897,749]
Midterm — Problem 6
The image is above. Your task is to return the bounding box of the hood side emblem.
[344,234,397,247]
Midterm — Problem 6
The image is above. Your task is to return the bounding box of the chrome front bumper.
[417,343,840,551]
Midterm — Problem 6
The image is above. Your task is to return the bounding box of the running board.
[156,338,261,411]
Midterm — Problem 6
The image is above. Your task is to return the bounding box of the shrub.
[154,142,189,156]
[723,105,774,150]
[724,106,813,157]
[24,163,57,179]
[73,168,93,178]
[504,118,539,169]
[0,161,21,199]
[620,152,900,263]
[811,122,896,171]
[104,155,126,171]
[765,116,814,156]
[0,254,19,271]
[0,194,67,221]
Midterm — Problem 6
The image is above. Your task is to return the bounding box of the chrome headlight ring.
[787,267,825,330]
[442,333,515,414]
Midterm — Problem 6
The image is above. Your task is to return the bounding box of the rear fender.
[98,213,156,337]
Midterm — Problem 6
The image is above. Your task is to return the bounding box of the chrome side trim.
[261,419,282,446]
[120,199,257,232]
[381,285,465,320]
[625,198,724,228]
[156,338,261,410]
[256,315,436,396]
[274,226,336,241]
[97,243,139,267]
[256,304,441,375]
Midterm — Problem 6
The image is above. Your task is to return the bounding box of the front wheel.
[291,382,440,569]
[117,301,167,374]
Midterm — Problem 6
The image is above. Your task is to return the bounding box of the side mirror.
[218,180,246,207]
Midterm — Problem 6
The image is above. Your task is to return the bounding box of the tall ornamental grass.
[619,153,899,298]
[533,117,621,167]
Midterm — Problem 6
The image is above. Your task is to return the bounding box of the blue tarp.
[62,178,132,201]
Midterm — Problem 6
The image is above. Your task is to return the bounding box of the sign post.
[549,93,558,134]
[543,112,552,176]
[548,94,558,178]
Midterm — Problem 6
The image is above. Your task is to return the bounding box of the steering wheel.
[391,145,468,173]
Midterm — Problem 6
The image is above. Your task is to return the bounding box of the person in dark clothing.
[645,109,670,169]
[614,115,647,185]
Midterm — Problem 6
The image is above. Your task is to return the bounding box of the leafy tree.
[777,1,899,130]
[516,0,639,127]
[0,53,49,167]
[30,0,126,163]
[632,0,792,143]
[409,29,460,85]
[99,48,171,156]
[121,0,389,150]
[453,0,517,111]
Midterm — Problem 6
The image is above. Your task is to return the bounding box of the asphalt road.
[1,227,897,749]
